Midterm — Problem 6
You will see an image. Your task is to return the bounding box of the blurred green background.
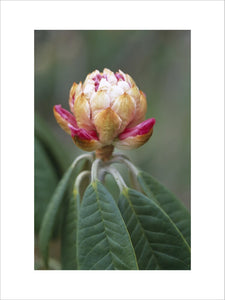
[35,30,190,210]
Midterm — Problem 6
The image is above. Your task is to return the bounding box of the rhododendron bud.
[53,68,155,158]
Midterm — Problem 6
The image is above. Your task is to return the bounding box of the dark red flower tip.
[54,105,77,127]
[68,124,99,141]
[92,74,107,92]
[115,72,125,81]
[119,118,156,140]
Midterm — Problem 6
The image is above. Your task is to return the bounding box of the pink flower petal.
[114,118,155,150]
[119,118,155,140]
[68,124,99,141]
[68,124,101,151]
[115,72,125,81]
[92,74,108,92]
[54,105,77,128]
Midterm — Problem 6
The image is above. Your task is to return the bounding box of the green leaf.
[39,164,76,268]
[35,136,59,234]
[35,113,70,175]
[35,114,70,235]
[77,181,138,270]
[35,257,61,270]
[118,188,190,270]
[61,190,80,270]
[137,171,190,246]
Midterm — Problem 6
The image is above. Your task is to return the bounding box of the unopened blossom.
[54,69,155,155]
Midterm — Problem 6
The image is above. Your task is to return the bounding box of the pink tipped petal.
[68,124,101,152]
[68,124,99,141]
[54,105,77,126]
[115,72,125,81]
[114,118,155,150]
[92,73,107,92]
[119,118,155,140]
[53,105,77,135]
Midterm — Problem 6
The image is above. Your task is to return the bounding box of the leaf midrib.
[93,182,138,270]
[93,182,120,269]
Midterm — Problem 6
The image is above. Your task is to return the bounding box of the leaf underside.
[39,164,76,268]
[118,188,190,270]
[35,136,59,234]
[77,181,138,270]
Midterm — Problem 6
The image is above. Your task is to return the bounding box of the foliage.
[35,30,191,270]
[35,114,69,235]
[38,154,191,270]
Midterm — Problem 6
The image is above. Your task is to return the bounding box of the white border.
[1,1,224,300]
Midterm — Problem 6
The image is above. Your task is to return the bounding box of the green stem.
[71,153,94,169]
[74,170,91,193]
[111,156,139,176]
[107,155,140,189]
[91,158,102,182]
[102,166,127,192]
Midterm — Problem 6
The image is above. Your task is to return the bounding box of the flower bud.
[53,68,155,156]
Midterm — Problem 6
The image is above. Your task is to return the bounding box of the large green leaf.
[39,164,76,268]
[137,171,190,246]
[35,114,70,235]
[77,181,138,270]
[35,136,59,233]
[118,188,190,270]
[61,190,80,270]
